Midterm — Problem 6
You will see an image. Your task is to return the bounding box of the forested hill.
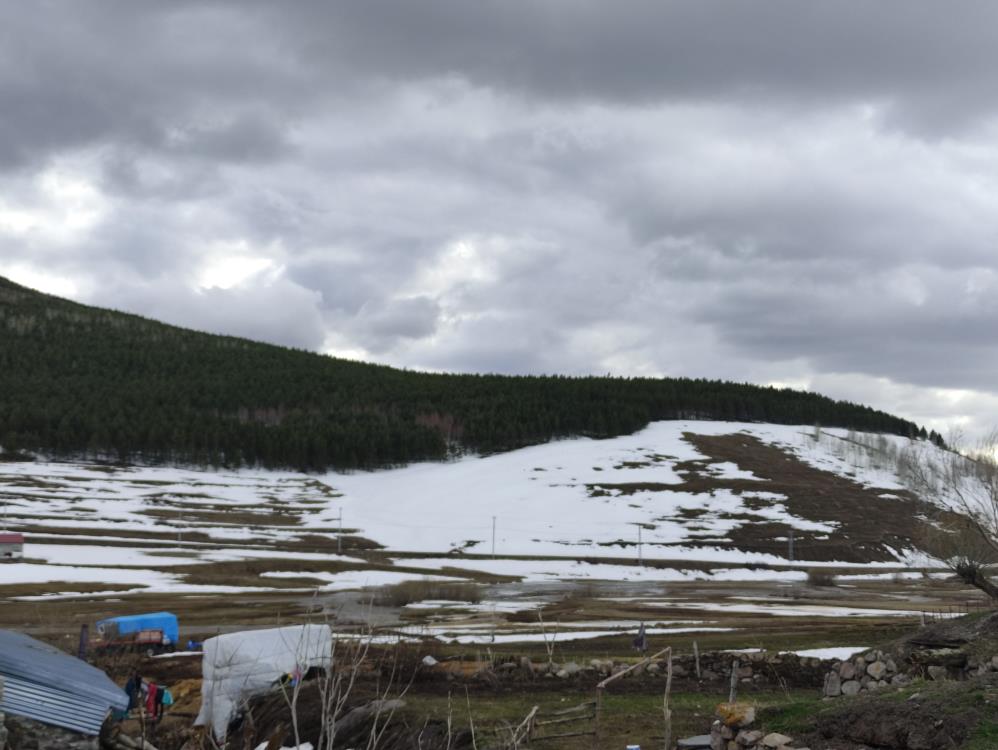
[0,275,938,471]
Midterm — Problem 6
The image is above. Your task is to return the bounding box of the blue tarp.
[0,629,128,735]
[95,611,179,644]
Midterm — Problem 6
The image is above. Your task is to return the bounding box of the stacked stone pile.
[708,702,809,750]
[823,647,998,697]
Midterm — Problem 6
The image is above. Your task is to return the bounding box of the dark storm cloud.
[3,1,998,435]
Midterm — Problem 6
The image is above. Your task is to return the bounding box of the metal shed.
[0,629,128,736]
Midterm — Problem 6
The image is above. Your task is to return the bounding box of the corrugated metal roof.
[0,629,128,736]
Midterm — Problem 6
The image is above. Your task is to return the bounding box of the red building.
[0,532,23,560]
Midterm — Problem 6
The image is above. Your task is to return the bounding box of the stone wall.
[3,715,98,750]
[822,646,998,698]
[494,650,831,689]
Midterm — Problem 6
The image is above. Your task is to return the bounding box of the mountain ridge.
[0,274,938,471]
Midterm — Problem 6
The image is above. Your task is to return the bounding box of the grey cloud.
[353,296,442,353]
[4,2,998,439]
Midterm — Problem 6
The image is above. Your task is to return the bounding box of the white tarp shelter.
[195,624,332,738]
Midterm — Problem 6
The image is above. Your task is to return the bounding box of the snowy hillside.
[0,420,959,604]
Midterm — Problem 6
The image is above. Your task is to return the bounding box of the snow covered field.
[0,421,955,604]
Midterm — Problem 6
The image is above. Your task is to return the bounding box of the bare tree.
[898,429,998,599]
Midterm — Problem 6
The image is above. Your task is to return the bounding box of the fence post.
[663,647,673,750]
[693,640,701,681]
[728,659,740,704]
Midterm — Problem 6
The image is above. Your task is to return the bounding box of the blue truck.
[94,612,179,655]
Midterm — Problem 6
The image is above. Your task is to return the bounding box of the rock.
[991,655,998,671]
[866,660,888,679]
[555,669,569,679]
[735,729,763,746]
[917,648,966,668]
[721,724,735,740]
[824,671,842,697]
[4,715,98,750]
[590,658,612,673]
[716,702,756,728]
[886,658,898,673]
[710,720,726,750]
[839,661,856,680]
[702,669,719,681]
[761,732,793,748]
[854,656,866,671]
[840,680,861,696]
[677,735,713,749]
[520,656,535,676]
[562,661,581,675]
[736,665,753,678]
[927,665,948,681]
[891,673,911,686]
[647,661,661,674]
[673,663,689,677]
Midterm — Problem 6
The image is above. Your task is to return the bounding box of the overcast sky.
[3,2,998,438]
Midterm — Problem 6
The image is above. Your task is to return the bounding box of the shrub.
[806,568,837,587]
[373,579,483,607]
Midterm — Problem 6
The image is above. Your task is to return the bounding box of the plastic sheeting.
[96,611,180,645]
[195,624,332,738]
[0,629,128,735]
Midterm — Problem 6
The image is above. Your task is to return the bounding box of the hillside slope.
[0,276,936,471]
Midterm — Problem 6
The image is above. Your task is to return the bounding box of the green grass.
[966,718,998,750]
[402,688,815,749]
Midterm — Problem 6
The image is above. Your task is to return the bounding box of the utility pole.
[491,515,496,559]
[788,528,794,563]
[636,524,643,566]
[338,506,343,555]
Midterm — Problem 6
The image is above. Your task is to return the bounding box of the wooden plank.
[533,730,597,741]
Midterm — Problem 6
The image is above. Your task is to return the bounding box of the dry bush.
[373,579,482,607]
[806,568,837,587]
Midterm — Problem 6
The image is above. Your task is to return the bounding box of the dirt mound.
[905,611,998,650]
[239,681,474,750]
[767,673,998,749]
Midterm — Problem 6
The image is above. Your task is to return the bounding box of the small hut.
[0,532,23,560]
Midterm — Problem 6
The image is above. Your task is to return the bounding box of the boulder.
[590,658,613,673]
[677,735,713,749]
[891,673,912,687]
[927,665,948,681]
[991,655,998,671]
[840,680,861,696]
[866,661,888,680]
[716,702,756,728]
[735,729,763,746]
[824,672,842,697]
[761,732,793,748]
[839,661,856,680]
